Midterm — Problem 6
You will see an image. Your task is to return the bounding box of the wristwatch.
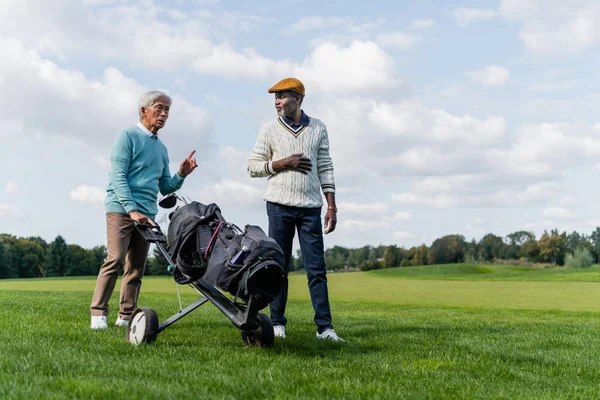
[327,206,338,212]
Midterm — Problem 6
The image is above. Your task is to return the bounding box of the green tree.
[428,235,465,265]
[292,249,304,271]
[410,245,429,266]
[89,245,106,274]
[325,246,348,270]
[382,245,400,268]
[478,234,504,261]
[520,239,540,261]
[506,231,535,246]
[65,244,97,276]
[12,238,45,278]
[0,240,16,279]
[146,244,171,276]
[590,227,600,263]
[538,230,567,265]
[45,235,69,277]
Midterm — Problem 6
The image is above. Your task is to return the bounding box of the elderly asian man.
[90,91,197,329]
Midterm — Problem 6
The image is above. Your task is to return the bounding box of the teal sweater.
[104,126,185,220]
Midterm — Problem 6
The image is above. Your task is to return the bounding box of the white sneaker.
[316,329,344,342]
[115,317,129,327]
[273,325,286,338]
[90,315,108,329]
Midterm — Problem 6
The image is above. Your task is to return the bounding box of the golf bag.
[167,201,284,306]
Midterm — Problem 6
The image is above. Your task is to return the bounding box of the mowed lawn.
[2,265,600,399]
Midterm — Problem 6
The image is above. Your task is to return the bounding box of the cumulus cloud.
[338,202,389,217]
[0,2,400,95]
[70,185,106,204]
[341,219,392,231]
[542,206,574,219]
[500,0,600,55]
[375,32,418,50]
[392,182,561,209]
[392,212,412,220]
[0,36,213,156]
[466,66,510,86]
[291,16,348,32]
[409,18,436,30]
[0,204,27,220]
[453,8,497,27]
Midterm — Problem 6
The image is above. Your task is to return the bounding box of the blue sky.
[2,0,600,250]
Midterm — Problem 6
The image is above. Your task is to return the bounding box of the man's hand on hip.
[178,150,198,177]
[273,153,312,174]
[129,211,155,225]
[324,209,337,234]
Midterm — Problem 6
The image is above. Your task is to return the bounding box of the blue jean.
[267,201,333,331]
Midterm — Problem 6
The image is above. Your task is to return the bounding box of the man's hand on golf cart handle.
[129,211,155,226]
[178,150,198,177]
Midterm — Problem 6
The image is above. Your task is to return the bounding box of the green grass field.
[2,264,600,399]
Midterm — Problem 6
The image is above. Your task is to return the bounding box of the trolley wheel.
[127,307,159,345]
[242,313,274,348]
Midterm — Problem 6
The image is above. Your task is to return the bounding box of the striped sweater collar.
[278,111,310,137]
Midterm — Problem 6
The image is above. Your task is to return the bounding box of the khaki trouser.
[90,212,150,320]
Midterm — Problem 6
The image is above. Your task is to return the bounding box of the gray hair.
[138,91,172,120]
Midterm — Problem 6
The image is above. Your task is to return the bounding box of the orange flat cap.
[268,77,305,96]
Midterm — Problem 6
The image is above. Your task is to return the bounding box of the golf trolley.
[127,194,283,348]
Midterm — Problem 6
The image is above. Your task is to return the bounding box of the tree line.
[1,228,599,279]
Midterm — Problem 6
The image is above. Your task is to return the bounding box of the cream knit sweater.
[248,116,335,208]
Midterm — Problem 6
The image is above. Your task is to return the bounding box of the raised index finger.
[187,150,196,159]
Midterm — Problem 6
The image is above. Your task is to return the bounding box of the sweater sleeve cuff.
[174,172,185,183]
[265,161,276,175]
[123,203,137,214]
[321,184,336,194]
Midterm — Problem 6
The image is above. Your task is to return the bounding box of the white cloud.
[341,219,392,231]
[368,101,506,146]
[393,231,416,240]
[392,212,412,220]
[197,179,263,210]
[0,36,213,156]
[453,8,497,27]
[0,3,399,95]
[375,32,418,50]
[392,181,561,209]
[339,202,389,217]
[193,40,401,94]
[291,16,348,32]
[294,41,400,93]
[500,0,600,55]
[542,206,574,220]
[5,181,18,195]
[409,18,436,30]
[70,185,106,204]
[466,65,510,86]
[0,204,27,220]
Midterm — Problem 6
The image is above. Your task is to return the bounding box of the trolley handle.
[134,221,167,244]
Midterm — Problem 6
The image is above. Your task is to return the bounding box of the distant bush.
[564,247,594,269]
[359,260,383,271]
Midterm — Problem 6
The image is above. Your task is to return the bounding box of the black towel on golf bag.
[167,201,284,306]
